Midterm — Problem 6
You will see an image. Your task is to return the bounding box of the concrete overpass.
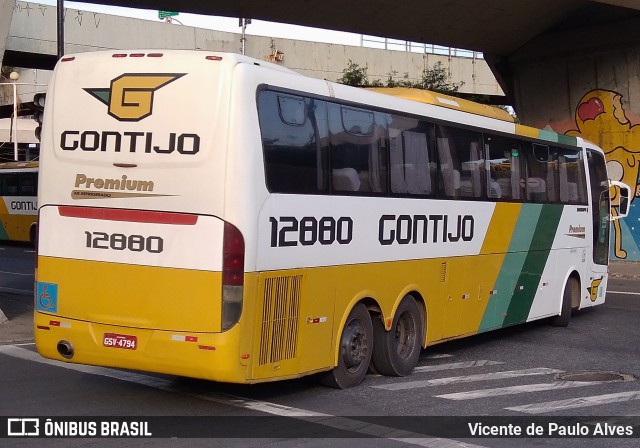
[0,1,502,112]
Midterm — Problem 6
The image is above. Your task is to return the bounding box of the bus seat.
[527,177,546,193]
[488,179,502,199]
[443,169,461,197]
[567,182,578,202]
[332,168,361,192]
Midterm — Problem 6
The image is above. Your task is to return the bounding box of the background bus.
[34,50,629,389]
[0,161,38,244]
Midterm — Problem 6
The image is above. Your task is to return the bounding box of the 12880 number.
[85,231,164,253]
[269,216,353,247]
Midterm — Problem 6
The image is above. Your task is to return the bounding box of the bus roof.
[365,87,515,123]
[366,87,581,147]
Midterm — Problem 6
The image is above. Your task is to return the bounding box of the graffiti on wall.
[566,89,640,260]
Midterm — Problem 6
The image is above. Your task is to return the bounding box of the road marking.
[0,270,34,277]
[423,353,454,359]
[0,345,486,448]
[414,360,502,373]
[436,380,607,400]
[372,368,563,391]
[506,391,640,414]
[607,291,640,296]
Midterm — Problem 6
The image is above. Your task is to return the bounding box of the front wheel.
[320,303,373,389]
[371,296,423,376]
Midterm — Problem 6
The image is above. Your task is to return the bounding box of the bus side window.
[389,115,435,196]
[436,125,484,199]
[258,91,329,194]
[329,104,388,195]
[484,134,510,199]
[2,173,18,196]
[20,173,37,195]
[525,143,554,203]
[557,146,587,204]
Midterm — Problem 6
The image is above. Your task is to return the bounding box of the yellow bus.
[34,50,629,388]
[0,161,38,244]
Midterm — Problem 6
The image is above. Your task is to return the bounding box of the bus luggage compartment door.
[36,205,225,333]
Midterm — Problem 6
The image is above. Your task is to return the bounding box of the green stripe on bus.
[502,204,564,326]
[479,204,542,331]
[538,130,559,143]
[556,134,577,146]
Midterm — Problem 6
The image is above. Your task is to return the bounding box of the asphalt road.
[0,243,639,448]
[0,241,35,295]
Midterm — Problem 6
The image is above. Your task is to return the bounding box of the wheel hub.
[342,319,368,371]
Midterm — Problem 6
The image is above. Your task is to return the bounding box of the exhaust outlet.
[57,340,74,359]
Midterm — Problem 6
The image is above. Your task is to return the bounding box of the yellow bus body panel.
[37,257,222,331]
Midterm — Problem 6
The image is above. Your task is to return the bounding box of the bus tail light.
[222,222,244,331]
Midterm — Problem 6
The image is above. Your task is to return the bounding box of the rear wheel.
[371,296,423,376]
[551,276,578,327]
[320,303,373,389]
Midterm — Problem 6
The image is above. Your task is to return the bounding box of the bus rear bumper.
[34,312,250,383]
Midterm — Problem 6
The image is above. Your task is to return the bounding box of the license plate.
[103,333,137,350]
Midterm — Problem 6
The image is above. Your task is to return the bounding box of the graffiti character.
[566,89,640,259]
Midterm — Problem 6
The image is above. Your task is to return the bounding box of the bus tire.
[551,277,577,327]
[371,296,423,377]
[29,224,37,246]
[320,303,373,389]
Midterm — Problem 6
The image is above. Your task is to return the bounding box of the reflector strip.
[171,335,198,343]
[58,206,198,225]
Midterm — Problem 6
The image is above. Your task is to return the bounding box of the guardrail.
[360,35,483,59]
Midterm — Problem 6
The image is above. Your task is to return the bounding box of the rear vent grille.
[259,275,302,365]
[440,262,447,283]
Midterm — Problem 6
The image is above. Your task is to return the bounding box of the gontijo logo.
[84,74,184,122]
[61,73,200,155]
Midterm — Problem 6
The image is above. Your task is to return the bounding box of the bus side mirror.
[610,180,631,220]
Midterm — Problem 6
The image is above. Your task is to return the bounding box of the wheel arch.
[330,293,381,367]
[562,268,582,311]
[372,286,429,348]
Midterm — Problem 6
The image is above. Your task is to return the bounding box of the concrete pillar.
[0,0,15,66]
[507,15,640,261]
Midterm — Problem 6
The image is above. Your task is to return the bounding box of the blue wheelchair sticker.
[36,282,58,313]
